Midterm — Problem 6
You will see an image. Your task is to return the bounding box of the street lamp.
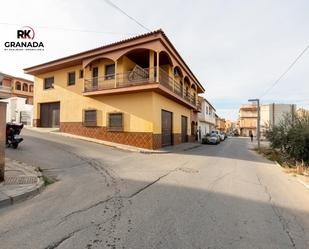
[248,98,260,151]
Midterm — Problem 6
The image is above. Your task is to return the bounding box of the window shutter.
[108,113,123,131]
[83,110,97,127]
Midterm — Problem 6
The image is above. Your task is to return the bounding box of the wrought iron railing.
[84,66,197,106]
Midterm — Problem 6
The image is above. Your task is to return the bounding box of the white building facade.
[0,97,33,125]
[260,103,296,135]
[198,98,216,141]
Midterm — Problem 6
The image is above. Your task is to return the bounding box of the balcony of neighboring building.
[12,81,34,97]
[82,48,201,110]
[0,85,12,98]
[0,85,12,94]
[240,104,257,111]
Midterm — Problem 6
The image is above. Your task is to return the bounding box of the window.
[83,109,97,127]
[29,85,33,92]
[79,70,84,79]
[16,82,21,90]
[0,80,2,86]
[105,64,115,80]
[22,83,28,91]
[68,72,76,86]
[44,77,54,89]
[108,113,123,131]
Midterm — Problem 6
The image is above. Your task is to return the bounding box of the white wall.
[261,103,296,128]
[0,97,33,125]
[198,99,216,125]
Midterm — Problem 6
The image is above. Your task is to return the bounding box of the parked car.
[202,133,220,145]
[220,132,227,140]
[218,133,225,141]
[212,130,225,141]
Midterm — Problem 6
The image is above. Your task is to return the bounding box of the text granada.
[4,41,44,48]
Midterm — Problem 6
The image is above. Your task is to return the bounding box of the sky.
[0,0,309,121]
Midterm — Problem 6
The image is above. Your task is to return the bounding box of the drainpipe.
[0,102,7,182]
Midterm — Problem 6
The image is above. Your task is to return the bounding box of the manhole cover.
[4,176,38,185]
[178,168,199,173]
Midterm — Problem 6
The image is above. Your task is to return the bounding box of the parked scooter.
[6,123,24,149]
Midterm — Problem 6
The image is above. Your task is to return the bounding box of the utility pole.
[248,98,260,152]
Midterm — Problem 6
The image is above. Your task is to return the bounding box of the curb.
[49,131,163,154]
[0,177,44,209]
[274,160,309,190]
[297,179,309,190]
[38,129,202,154]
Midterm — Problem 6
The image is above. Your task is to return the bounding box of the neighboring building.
[225,120,236,133]
[238,103,297,137]
[260,103,296,134]
[0,72,34,104]
[216,116,226,132]
[0,97,33,125]
[24,30,205,149]
[238,103,257,136]
[197,97,216,140]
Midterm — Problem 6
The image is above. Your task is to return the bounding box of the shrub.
[266,112,309,164]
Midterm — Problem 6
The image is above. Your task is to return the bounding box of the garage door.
[161,110,173,147]
[40,102,60,128]
[181,116,188,143]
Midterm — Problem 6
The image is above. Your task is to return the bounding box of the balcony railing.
[84,66,197,107]
[0,85,12,93]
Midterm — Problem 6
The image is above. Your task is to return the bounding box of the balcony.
[0,85,12,94]
[83,66,198,109]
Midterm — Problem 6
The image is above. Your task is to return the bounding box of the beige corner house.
[24,30,205,149]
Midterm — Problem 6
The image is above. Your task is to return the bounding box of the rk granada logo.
[17,26,36,40]
[4,26,44,51]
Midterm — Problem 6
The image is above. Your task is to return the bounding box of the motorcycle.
[6,123,24,149]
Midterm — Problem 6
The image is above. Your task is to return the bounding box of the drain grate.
[4,176,38,185]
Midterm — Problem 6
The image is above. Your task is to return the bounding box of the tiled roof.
[0,72,33,83]
[24,29,164,71]
[24,29,204,91]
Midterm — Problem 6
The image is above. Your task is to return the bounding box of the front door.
[161,110,173,147]
[40,102,60,128]
[92,67,98,89]
[181,115,188,143]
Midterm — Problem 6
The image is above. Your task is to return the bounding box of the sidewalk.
[26,127,202,154]
[0,158,44,208]
[247,139,309,190]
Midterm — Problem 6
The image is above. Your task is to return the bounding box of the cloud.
[1,0,309,121]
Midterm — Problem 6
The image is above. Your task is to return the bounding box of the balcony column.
[149,50,155,82]
[172,68,175,92]
[156,51,159,82]
[114,60,117,88]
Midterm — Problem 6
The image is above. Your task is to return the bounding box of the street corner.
[0,158,44,208]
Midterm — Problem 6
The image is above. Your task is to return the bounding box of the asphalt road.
[0,129,308,249]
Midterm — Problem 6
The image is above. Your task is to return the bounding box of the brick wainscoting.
[60,122,160,150]
[173,133,182,145]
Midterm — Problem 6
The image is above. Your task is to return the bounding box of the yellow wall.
[152,92,191,134]
[34,63,192,135]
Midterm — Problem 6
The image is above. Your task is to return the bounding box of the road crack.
[57,168,178,225]
[256,173,297,249]
[44,227,84,249]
